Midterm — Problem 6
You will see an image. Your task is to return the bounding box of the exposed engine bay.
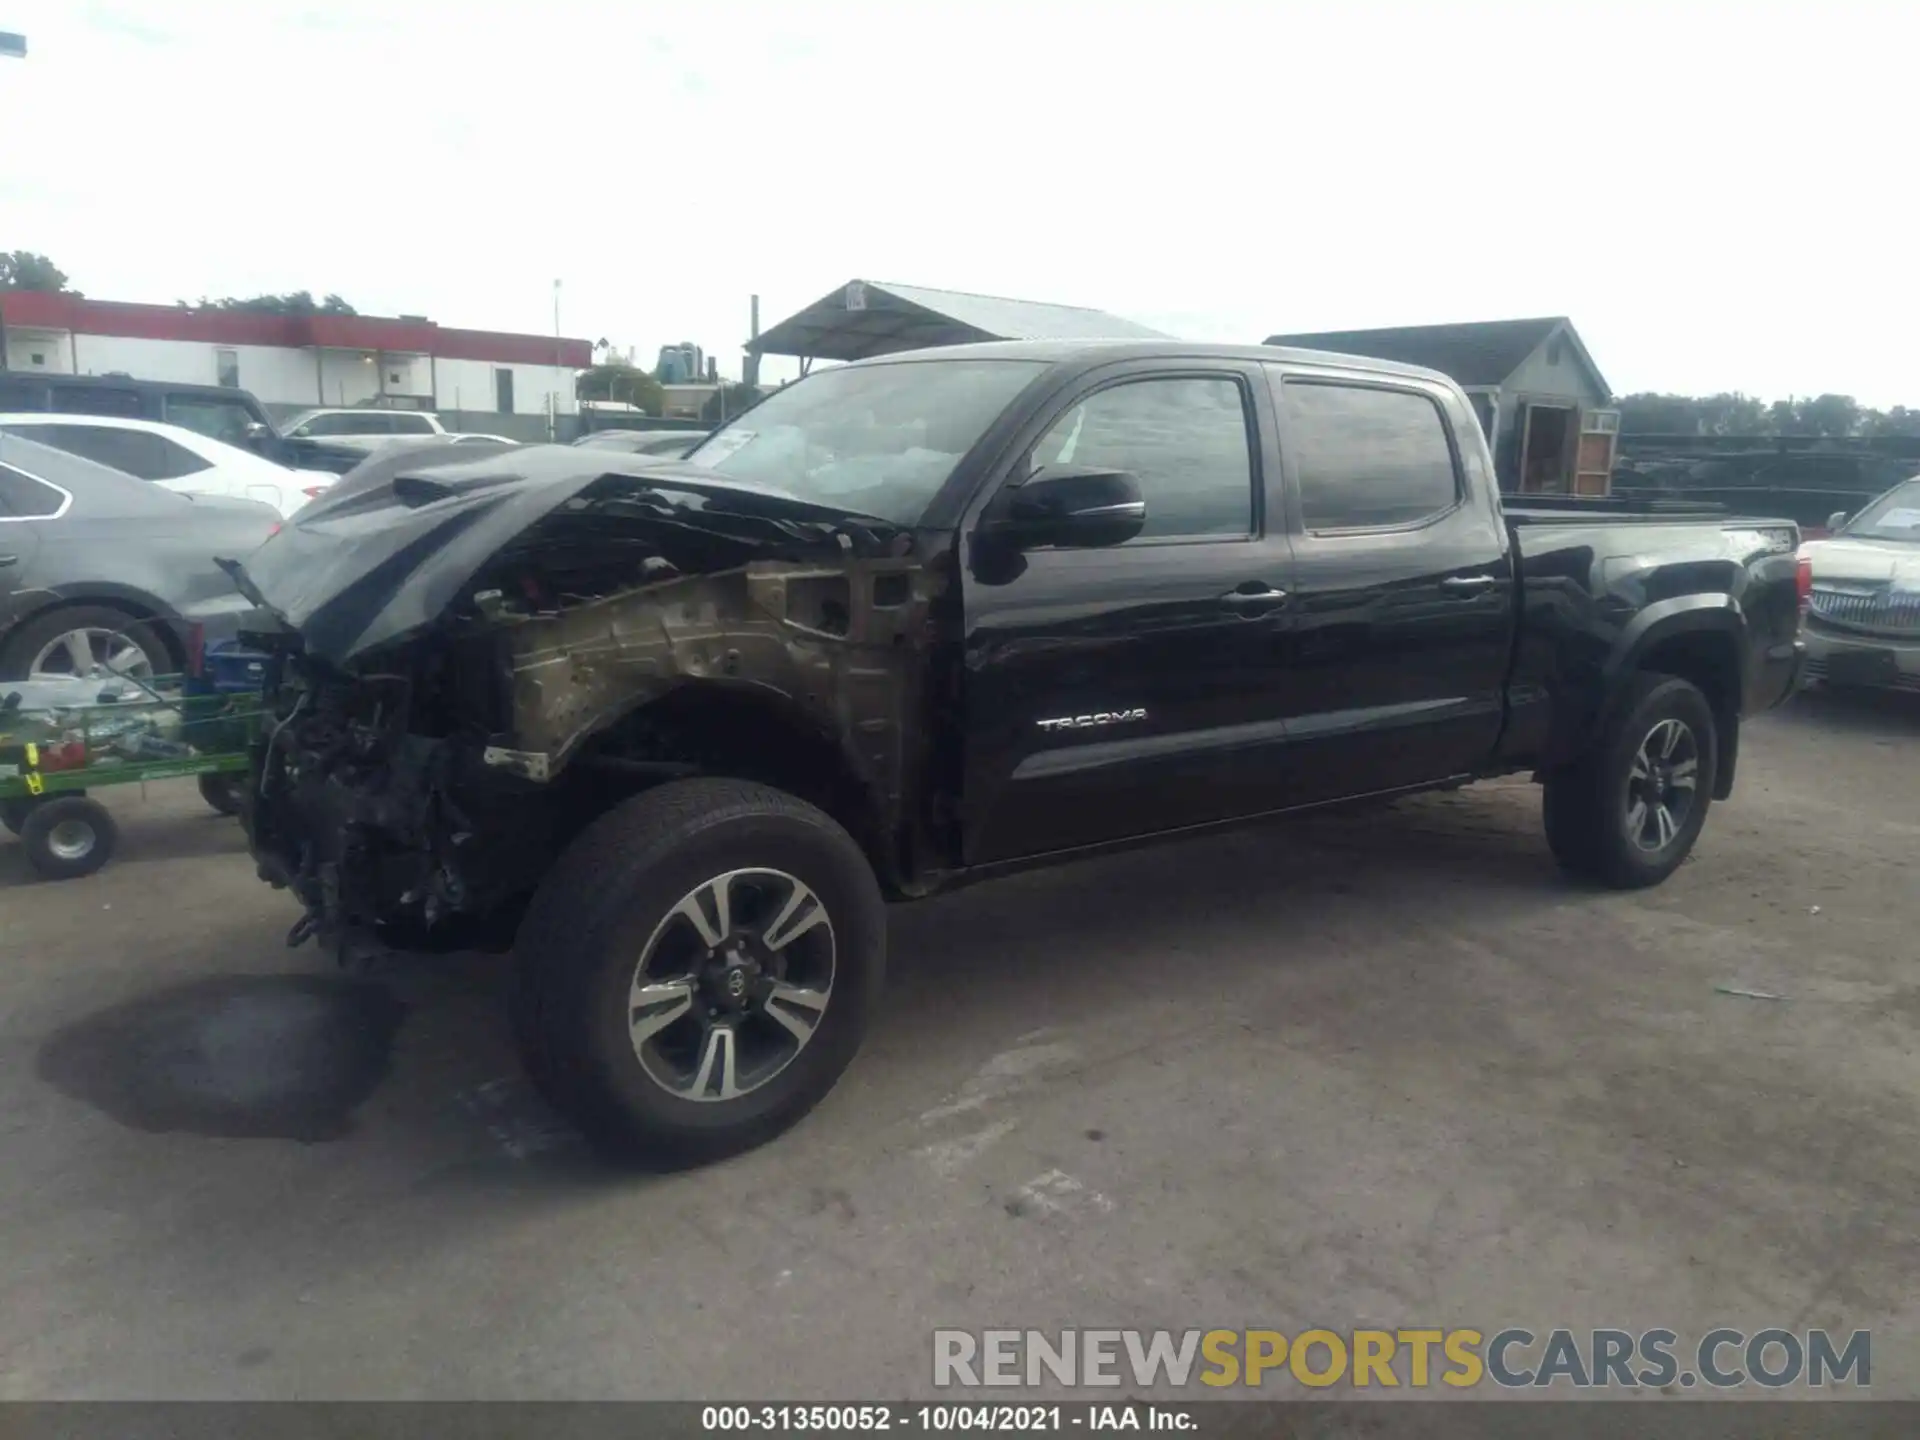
[234,455,947,961]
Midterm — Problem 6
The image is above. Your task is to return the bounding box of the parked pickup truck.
[226,340,1807,1164]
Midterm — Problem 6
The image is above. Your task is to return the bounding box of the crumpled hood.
[229,442,902,666]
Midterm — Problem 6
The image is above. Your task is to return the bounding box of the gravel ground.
[0,687,1916,1400]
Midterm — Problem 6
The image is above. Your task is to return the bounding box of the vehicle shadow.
[27,787,1580,1186]
[1778,682,1920,737]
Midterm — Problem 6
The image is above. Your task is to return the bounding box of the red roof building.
[0,291,594,420]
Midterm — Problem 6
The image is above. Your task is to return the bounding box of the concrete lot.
[1,689,1916,1400]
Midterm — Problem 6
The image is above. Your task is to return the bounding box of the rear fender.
[1543,596,1746,787]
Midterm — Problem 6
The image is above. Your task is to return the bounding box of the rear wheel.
[0,605,170,682]
[513,777,886,1167]
[19,795,118,880]
[1543,673,1717,889]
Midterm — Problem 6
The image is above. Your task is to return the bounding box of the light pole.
[0,31,25,58]
[550,278,562,442]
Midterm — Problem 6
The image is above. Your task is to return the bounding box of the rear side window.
[296,413,339,436]
[1283,382,1460,531]
[391,413,435,434]
[26,424,211,481]
[51,384,143,418]
[0,462,67,518]
[1030,375,1255,541]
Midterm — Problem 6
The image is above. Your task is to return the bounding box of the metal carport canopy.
[746,279,1170,362]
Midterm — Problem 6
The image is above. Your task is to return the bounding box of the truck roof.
[838,338,1458,389]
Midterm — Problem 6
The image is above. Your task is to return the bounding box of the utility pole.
[743,293,761,392]
[550,277,562,442]
[0,31,26,58]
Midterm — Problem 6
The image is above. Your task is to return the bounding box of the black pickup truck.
[228,340,1806,1163]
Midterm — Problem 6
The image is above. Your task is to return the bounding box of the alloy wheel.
[30,627,154,681]
[627,867,836,1102]
[1624,717,1699,853]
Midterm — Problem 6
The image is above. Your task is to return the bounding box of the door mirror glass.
[996,464,1146,549]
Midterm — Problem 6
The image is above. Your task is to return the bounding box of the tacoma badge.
[1036,708,1148,732]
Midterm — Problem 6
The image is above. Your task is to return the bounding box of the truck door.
[959,362,1297,864]
[1264,368,1515,802]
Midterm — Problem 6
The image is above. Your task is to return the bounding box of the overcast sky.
[3,0,1914,403]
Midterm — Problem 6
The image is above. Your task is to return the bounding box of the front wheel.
[512,778,886,1167]
[198,772,245,818]
[1543,673,1718,889]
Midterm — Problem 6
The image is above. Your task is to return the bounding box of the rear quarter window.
[0,462,68,518]
[0,378,46,410]
[50,384,145,418]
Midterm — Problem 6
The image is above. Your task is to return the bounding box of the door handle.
[1441,574,1497,595]
[1222,584,1289,606]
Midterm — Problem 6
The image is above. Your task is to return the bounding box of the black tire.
[513,777,886,1167]
[19,795,118,880]
[198,772,245,818]
[0,604,171,682]
[1542,672,1718,889]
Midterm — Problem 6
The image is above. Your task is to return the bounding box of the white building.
[0,292,592,424]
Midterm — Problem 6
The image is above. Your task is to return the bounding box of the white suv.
[279,407,448,455]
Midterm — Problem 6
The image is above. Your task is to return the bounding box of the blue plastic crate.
[201,642,270,695]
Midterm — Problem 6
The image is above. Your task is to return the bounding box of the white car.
[279,407,449,455]
[1800,475,1920,692]
[0,413,334,517]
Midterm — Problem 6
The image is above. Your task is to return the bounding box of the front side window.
[684,358,1047,526]
[164,395,257,448]
[1028,375,1255,541]
[0,462,67,518]
[1283,382,1460,531]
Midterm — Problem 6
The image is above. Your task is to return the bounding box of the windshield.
[682,358,1048,525]
[279,410,322,435]
[1844,477,1920,542]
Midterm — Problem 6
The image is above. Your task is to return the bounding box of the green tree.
[0,250,73,293]
[1864,405,1920,438]
[177,290,358,316]
[576,363,664,414]
[701,383,761,425]
[1795,393,1861,438]
[1615,393,1704,434]
[1692,392,1768,435]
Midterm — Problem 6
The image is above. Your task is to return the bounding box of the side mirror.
[1826,510,1849,533]
[242,421,273,454]
[992,464,1146,549]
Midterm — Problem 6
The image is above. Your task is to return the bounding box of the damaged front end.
[235,448,945,962]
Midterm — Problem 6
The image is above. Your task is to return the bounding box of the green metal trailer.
[0,675,265,880]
